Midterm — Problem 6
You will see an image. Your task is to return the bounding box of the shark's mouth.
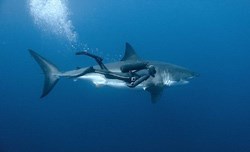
[162,70,190,86]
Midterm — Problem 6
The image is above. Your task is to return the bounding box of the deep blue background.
[1,0,250,151]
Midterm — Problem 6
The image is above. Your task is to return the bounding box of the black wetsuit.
[76,51,156,88]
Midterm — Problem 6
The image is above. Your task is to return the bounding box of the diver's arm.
[127,74,150,88]
[126,65,156,88]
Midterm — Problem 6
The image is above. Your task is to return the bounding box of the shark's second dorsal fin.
[121,43,140,61]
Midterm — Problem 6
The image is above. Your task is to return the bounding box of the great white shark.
[29,43,198,102]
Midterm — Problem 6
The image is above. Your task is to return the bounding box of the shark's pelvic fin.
[121,43,140,61]
[29,49,61,98]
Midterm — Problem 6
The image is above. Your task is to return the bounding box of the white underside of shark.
[78,71,187,89]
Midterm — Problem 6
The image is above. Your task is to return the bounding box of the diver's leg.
[76,51,134,82]
[105,72,131,82]
[72,66,95,78]
[76,51,108,70]
[75,67,126,81]
[76,51,103,61]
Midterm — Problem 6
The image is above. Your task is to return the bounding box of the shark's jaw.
[164,79,189,86]
[159,70,189,86]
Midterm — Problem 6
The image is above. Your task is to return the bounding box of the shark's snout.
[188,71,199,79]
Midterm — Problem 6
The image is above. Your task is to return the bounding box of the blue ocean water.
[1,0,250,151]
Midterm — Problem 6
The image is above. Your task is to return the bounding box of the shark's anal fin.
[146,86,164,103]
[121,43,140,61]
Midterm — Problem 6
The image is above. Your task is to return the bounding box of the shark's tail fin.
[29,49,61,98]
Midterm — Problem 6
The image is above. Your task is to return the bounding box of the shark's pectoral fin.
[145,86,164,103]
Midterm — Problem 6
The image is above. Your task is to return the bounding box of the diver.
[75,51,156,88]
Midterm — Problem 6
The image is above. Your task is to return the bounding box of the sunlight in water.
[29,0,77,43]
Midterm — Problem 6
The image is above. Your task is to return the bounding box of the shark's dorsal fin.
[146,86,164,103]
[121,43,140,61]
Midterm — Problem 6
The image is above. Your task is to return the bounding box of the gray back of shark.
[29,43,198,103]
